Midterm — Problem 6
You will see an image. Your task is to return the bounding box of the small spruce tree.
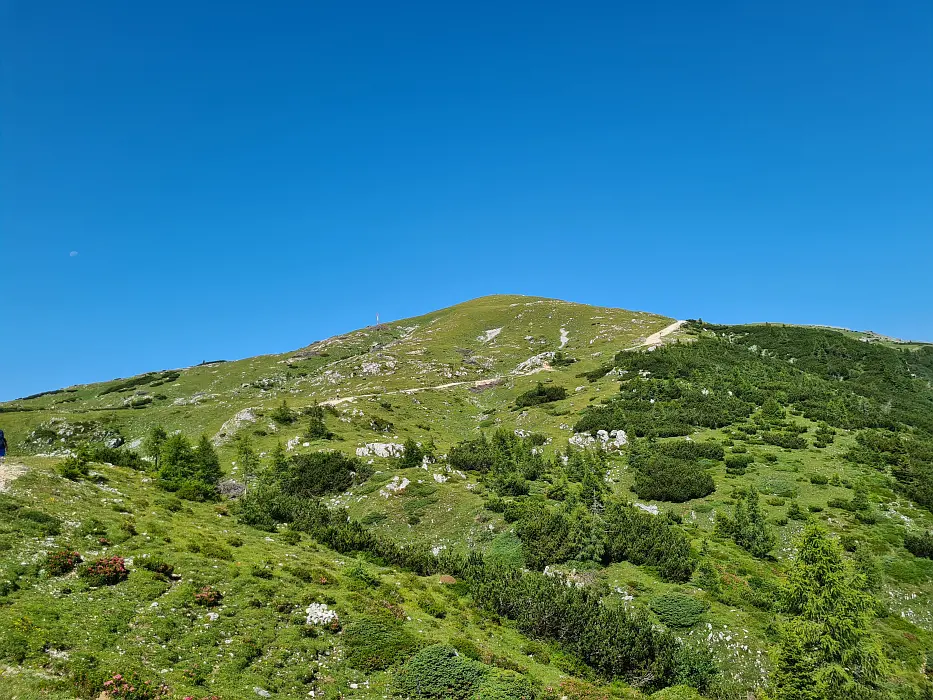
[143,426,168,471]
[717,487,775,557]
[270,399,296,425]
[399,438,424,470]
[267,441,289,484]
[305,408,333,440]
[234,433,260,484]
[158,433,196,484]
[771,523,887,700]
[193,435,222,485]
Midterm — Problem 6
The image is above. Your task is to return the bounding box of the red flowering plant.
[101,672,169,699]
[193,585,222,607]
[45,549,82,576]
[79,556,129,586]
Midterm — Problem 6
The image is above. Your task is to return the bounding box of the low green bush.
[474,670,537,699]
[0,631,29,663]
[58,454,90,480]
[137,556,174,578]
[395,644,488,699]
[417,592,447,618]
[650,686,704,700]
[343,616,420,671]
[905,531,933,559]
[198,540,233,561]
[649,593,706,628]
[515,383,568,408]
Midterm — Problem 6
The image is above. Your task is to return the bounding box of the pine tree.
[305,415,332,440]
[193,435,222,485]
[566,507,604,563]
[762,398,785,420]
[270,399,296,425]
[772,523,887,700]
[718,487,775,557]
[399,438,424,470]
[740,488,775,557]
[267,441,289,484]
[234,433,260,484]
[143,426,168,471]
[769,622,821,700]
[158,433,196,483]
[850,486,870,512]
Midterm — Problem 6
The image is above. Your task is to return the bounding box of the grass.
[1,295,932,698]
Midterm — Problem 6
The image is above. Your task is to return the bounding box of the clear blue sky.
[2,1,931,400]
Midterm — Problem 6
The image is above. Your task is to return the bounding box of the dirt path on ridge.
[638,320,686,348]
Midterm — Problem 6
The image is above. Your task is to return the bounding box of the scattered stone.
[218,480,246,498]
[634,502,659,515]
[380,476,410,497]
[213,408,258,445]
[356,443,405,458]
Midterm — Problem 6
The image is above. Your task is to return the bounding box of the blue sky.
[1,1,931,400]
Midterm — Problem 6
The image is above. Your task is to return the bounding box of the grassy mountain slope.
[1,295,933,699]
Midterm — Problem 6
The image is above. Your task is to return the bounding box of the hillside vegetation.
[1,296,932,700]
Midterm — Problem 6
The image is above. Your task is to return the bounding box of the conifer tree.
[158,433,196,483]
[399,438,424,470]
[267,441,288,484]
[194,435,222,485]
[234,433,260,484]
[566,507,604,563]
[771,523,886,700]
[270,399,296,425]
[143,426,168,470]
[717,487,775,557]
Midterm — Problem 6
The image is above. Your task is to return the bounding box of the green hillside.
[1,295,932,700]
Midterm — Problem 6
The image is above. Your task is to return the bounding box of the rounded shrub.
[649,593,706,628]
[45,549,82,576]
[343,616,420,671]
[194,585,222,607]
[138,555,174,578]
[395,644,488,699]
[79,556,128,586]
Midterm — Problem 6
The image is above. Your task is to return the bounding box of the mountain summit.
[1,296,932,699]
